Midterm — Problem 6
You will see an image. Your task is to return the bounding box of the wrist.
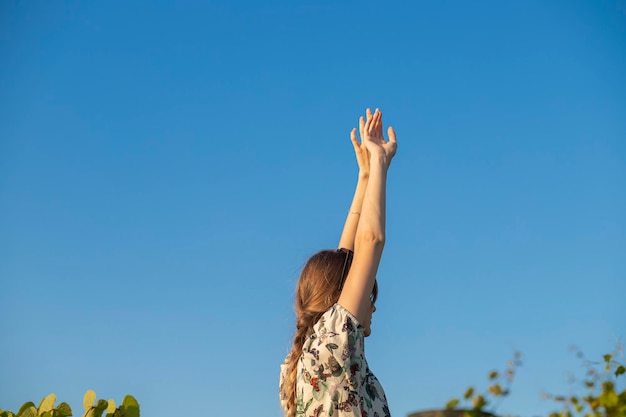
[369,154,390,170]
[358,171,369,180]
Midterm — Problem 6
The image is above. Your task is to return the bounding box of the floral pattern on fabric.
[280,304,391,417]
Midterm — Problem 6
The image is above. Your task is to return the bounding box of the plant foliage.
[0,390,139,417]
[445,351,522,416]
[445,345,625,417]
[542,346,626,417]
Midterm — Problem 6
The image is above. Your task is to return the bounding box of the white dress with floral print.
[280,304,391,417]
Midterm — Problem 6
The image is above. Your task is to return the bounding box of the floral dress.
[280,304,391,417]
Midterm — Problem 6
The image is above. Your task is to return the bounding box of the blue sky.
[1,1,624,416]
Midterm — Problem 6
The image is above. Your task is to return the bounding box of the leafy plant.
[444,345,626,417]
[0,390,139,417]
[542,346,625,417]
[445,351,522,416]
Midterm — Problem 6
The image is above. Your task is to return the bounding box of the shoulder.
[313,304,363,337]
[301,304,364,362]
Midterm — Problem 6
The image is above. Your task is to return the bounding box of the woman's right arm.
[337,109,397,324]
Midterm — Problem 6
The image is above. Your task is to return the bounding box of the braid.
[282,311,318,417]
[280,250,345,417]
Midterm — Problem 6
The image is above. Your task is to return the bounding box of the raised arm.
[338,113,370,250]
[338,109,397,323]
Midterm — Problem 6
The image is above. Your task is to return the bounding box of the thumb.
[350,128,359,148]
[387,126,397,143]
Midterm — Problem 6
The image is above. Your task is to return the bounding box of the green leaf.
[91,400,108,417]
[40,412,52,417]
[445,398,459,409]
[16,405,36,417]
[601,380,615,392]
[106,400,116,414]
[16,403,35,416]
[599,390,618,407]
[55,402,72,417]
[38,394,56,413]
[121,395,139,417]
[463,387,474,399]
[472,394,486,410]
[488,384,502,396]
[122,395,139,409]
[615,365,625,377]
[83,390,96,412]
[488,370,498,380]
[16,402,36,417]
[603,354,612,363]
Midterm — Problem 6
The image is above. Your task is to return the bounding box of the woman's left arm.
[338,119,370,250]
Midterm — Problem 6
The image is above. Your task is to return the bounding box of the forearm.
[338,173,369,250]
[355,158,388,246]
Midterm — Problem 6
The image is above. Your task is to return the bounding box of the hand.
[362,108,397,165]
[350,116,370,177]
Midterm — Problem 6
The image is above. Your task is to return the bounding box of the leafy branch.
[445,352,522,415]
[542,345,625,417]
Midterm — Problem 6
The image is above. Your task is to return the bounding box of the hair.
[280,249,378,417]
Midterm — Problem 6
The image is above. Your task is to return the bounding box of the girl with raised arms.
[279,108,398,417]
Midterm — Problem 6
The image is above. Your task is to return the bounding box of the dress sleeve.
[304,304,366,393]
[279,360,288,411]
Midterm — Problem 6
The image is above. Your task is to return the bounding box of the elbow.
[358,230,386,247]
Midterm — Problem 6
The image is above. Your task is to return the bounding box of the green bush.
[0,390,139,417]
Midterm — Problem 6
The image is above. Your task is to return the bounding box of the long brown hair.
[280,250,347,417]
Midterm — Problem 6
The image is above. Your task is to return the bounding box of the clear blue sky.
[1,1,624,416]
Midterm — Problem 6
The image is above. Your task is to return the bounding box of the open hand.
[362,108,397,166]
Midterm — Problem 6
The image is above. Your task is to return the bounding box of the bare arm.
[338,117,370,250]
[338,109,397,323]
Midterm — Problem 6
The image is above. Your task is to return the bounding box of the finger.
[359,116,365,139]
[373,109,382,135]
[387,126,397,143]
[364,109,374,133]
[350,128,359,148]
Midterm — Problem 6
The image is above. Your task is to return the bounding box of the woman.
[279,108,397,417]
